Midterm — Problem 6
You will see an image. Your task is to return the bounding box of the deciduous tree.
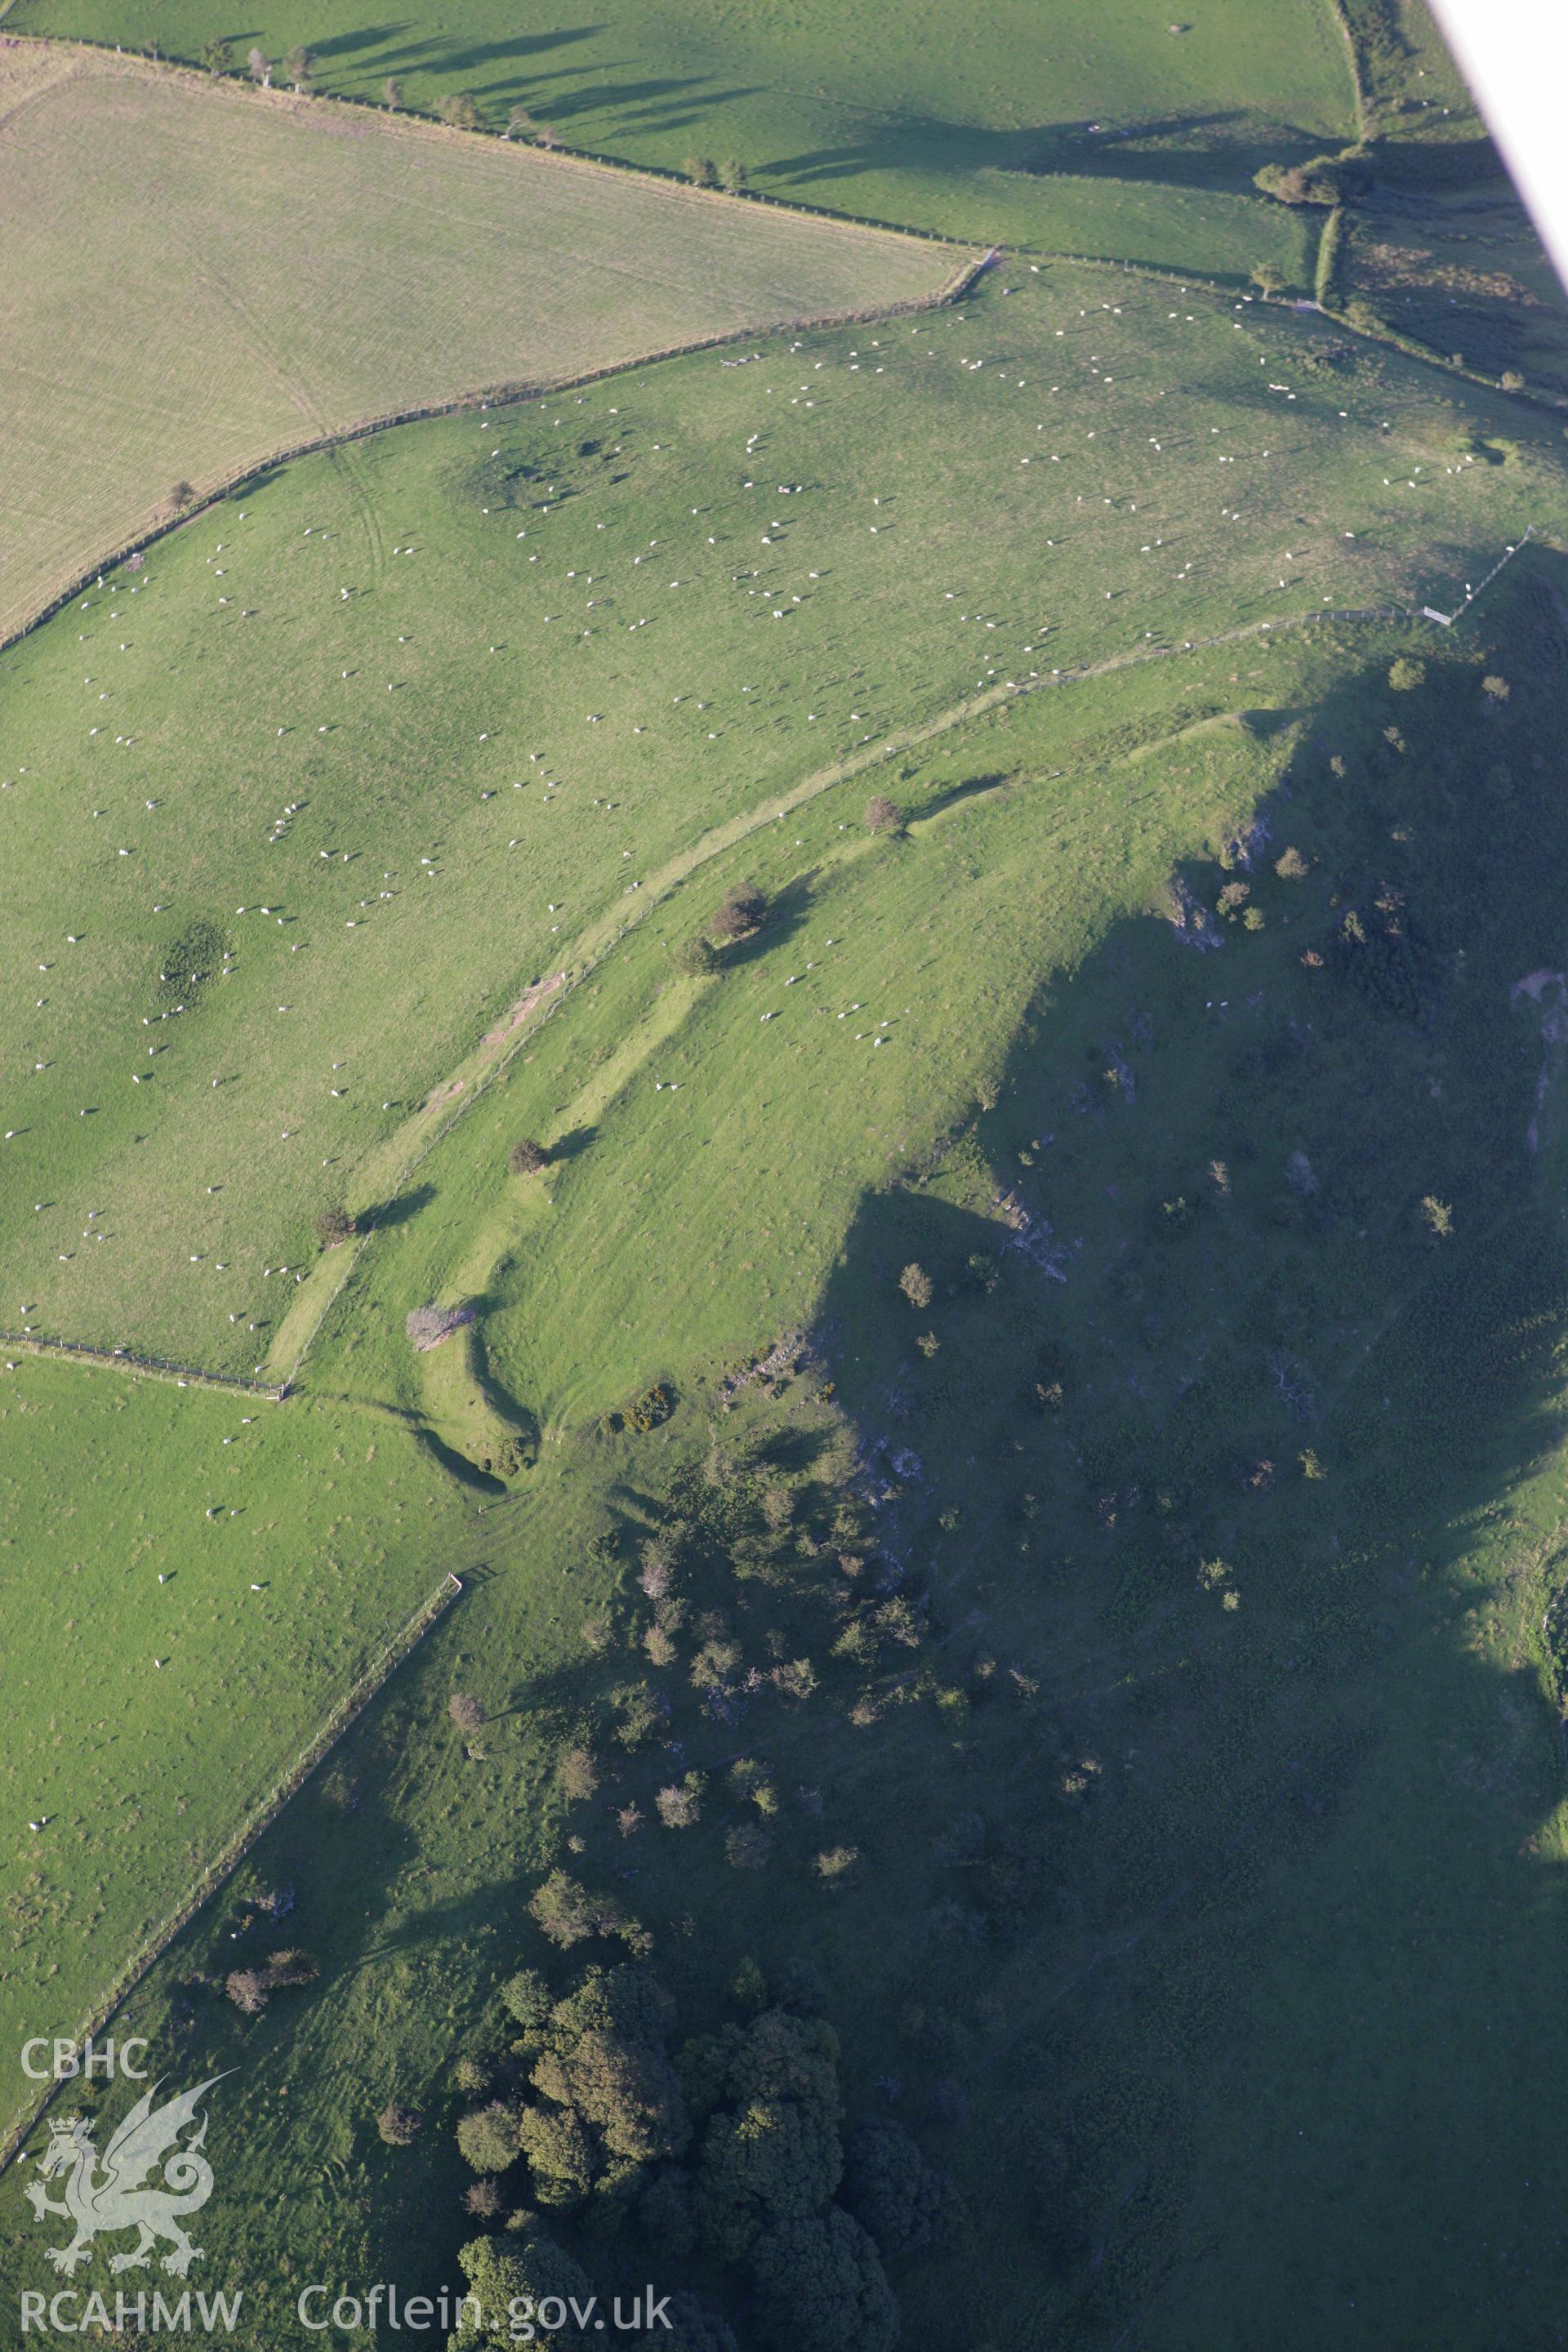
[673,933,719,976]
[842,2118,956,2255]
[457,2101,519,2173]
[450,2234,594,2350]
[748,2207,896,2352]
[710,880,767,942]
[448,1690,486,1736]
[898,1263,933,1308]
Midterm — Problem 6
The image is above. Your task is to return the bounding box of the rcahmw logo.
[20,2069,242,2334]
[22,2287,243,2336]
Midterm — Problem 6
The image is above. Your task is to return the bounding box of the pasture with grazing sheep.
[0,262,1550,1375]
[0,37,966,641]
[6,6,1568,2344]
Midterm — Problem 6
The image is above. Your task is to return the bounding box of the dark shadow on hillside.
[1003,110,1356,194]
[916,769,1011,823]
[360,24,604,78]
[336,39,759,142]
[362,1182,436,1231]
[1371,133,1505,193]
[428,1317,541,1483]
[715,873,815,970]
[748,1423,839,1478]
[1372,288,1534,377]
[797,561,1568,2345]
[412,1422,507,1495]
[767,106,1343,207]
[526,78,761,136]
[97,568,1568,2351]
[473,1329,541,1462]
[305,21,413,63]
[225,465,284,500]
[548,1122,599,1164]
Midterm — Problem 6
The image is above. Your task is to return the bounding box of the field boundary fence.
[0,41,987,651]
[0,1329,288,1398]
[0,251,987,653]
[0,1570,463,2174]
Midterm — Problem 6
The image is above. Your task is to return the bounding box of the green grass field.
[0,618,1323,2300]
[11,583,1568,2347]
[10,0,1353,278]
[2,261,1552,1381]
[0,1358,474,2149]
[0,37,962,640]
[304,638,1307,1452]
[7,3,1568,2345]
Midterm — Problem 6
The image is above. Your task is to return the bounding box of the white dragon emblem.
[24,2076,229,2277]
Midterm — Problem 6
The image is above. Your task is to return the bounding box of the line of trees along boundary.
[0,1571,464,2174]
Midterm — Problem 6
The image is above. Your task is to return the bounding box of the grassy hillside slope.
[0,38,964,639]
[10,581,1568,2349]
[0,1364,473,2147]
[1,263,1552,1376]
[6,7,1568,2345]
